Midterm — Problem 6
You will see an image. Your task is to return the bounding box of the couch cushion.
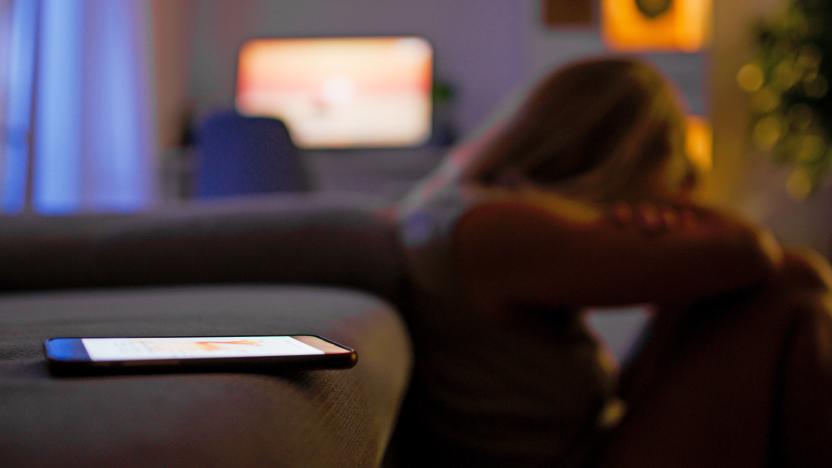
[0,286,411,467]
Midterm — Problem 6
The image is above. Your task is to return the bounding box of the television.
[236,36,433,149]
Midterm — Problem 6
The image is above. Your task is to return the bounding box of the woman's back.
[388,56,828,468]
[394,184,616,467]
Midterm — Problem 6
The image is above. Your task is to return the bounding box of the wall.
[710,0,780,204]
[182,1,707,138]
[711,0,832,253]
[528,12,707,115]
[155,0,830,253]
[150,0,195,149]
[187,0,534,137]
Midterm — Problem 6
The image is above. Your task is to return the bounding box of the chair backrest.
[196,112,312,197]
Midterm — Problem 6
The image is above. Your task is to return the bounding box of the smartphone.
[44,335,357,375]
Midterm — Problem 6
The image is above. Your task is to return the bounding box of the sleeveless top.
[394,176,620,467]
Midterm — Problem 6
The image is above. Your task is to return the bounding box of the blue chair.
[195,112,312,197]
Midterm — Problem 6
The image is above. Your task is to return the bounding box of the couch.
[0,194,413,467]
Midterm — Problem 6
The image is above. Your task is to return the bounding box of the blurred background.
[0,0,830,255]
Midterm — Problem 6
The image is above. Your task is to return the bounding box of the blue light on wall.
[4,0,155,214]
[33,0,83,213]
[2,0,38,213]
[80,0,155,211]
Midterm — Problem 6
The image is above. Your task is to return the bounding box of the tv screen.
[236,36,433,149]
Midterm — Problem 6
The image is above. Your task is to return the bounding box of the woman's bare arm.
[452,190,783,311]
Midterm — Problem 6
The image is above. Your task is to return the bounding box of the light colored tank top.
[395,179,619,467]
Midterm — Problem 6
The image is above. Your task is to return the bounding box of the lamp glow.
[686,116,712,173]
[602,0,712,52]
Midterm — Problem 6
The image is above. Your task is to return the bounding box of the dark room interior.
[0,0,830,466]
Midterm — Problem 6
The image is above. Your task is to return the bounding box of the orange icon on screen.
[193,340,261,351]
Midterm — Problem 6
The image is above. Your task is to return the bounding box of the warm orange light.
[602,0,712,52]
[236,37,433,149]
[686,116,712,172]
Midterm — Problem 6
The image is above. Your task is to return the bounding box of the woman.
[393,57,832,467]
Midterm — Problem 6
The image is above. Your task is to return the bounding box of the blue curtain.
[0,0,36,212]
[1,0,156,213]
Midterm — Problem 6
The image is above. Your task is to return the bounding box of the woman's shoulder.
[398,183,483,247]
[399,181,601,246]
[397,183,510,292]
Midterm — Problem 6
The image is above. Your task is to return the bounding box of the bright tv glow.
[236,36,433,149]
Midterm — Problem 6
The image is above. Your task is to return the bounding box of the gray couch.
[0,194,412,467]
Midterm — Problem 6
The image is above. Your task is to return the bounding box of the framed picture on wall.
[602,0,712,51]
[542,0,595,27]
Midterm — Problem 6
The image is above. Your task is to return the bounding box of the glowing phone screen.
[81,336,324,361]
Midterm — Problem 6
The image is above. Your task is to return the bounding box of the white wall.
[150,0,195,149]
[527,12,707,114]
[183,0,708,136]
[187,0,534,136]
[166,1,832,252]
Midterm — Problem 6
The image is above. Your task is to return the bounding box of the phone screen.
[80,336,325,361]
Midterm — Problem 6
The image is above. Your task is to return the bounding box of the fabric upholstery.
[0,194,404,301]
[196,112,312,197]
[0,286,411,467]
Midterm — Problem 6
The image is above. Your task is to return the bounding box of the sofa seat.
[0,285,411,467]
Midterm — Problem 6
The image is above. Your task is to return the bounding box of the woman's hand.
[608,202,699,234]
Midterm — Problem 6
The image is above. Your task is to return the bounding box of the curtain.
[1,0,156,213]
[0,0,36,212]
[0,0,10,205]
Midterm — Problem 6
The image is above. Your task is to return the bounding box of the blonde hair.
[463,57,692,203]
